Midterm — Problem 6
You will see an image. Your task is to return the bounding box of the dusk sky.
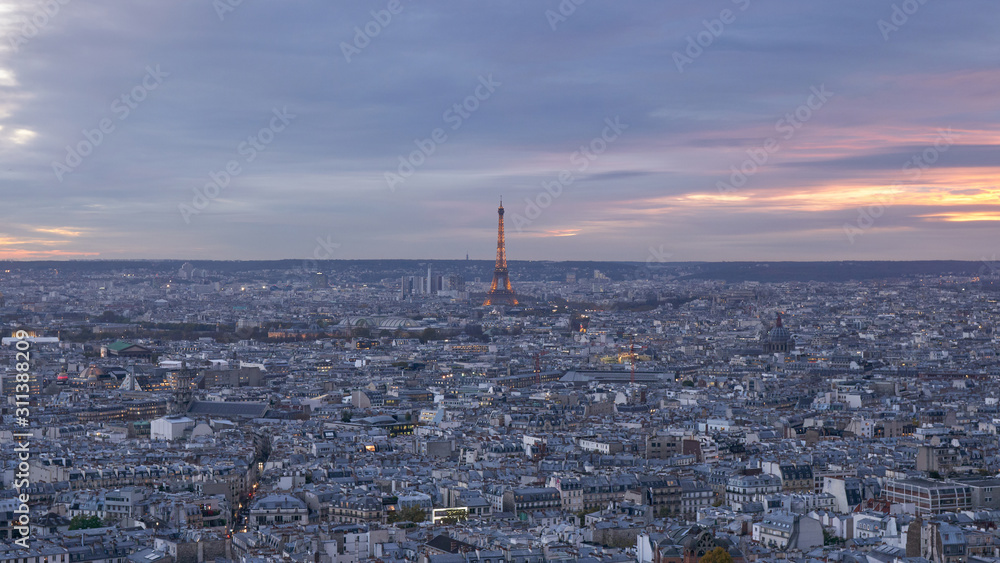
[1,0,998,262]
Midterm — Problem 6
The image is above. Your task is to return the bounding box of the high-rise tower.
[483,200,518,306]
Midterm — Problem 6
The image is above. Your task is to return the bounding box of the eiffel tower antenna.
[483,200,518,306]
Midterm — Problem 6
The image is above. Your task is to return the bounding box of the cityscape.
[4,1,1000,563]
[5,219,1000,562]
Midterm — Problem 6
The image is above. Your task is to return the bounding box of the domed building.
[71,365,128,389]
[762,313,795,354]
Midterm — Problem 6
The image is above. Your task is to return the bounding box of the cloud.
[0,0,998,260]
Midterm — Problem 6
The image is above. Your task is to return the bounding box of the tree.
[823,528,842,546]
[576,506,600,526]
[69,515,103,530]
[403,506,426,523]
[464,324,484,339]
[699,546,733,563]
[419,328,438,343]
[388,505,426,524]
[341,410,353,423]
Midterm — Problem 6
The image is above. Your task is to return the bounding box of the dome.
[768,326,791,343]
[81,365,112,380]
[761,312,794,354]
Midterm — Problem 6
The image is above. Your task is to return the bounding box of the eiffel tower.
[483,200,518,306]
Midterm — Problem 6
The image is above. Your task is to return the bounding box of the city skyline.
[1,1,999,261]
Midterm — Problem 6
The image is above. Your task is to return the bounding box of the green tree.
[823,528,842,546]
[419,328,438,343]
[576,506,600,526]
[388,505,427,523]
[341,410,353,423]
[69,515,104,530]
[699,546,733,563]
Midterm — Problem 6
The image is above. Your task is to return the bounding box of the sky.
[1,0,999,262]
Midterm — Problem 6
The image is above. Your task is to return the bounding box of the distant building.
[249,494,308,528]
[916,445,961,473]
[101,340,154,362]
[351,390,384,408]
[761,313,794,354]
[882,478,972,515]
[753,512,824,551]
[71,365,129,389]
[502,487,561,518]
[150,415,195,441]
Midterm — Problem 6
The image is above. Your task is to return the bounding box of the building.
[501,488,561,518]
[679,480,713,517]
[351,390,385,408]
[71,365,129,389]
[637,525,745,563]
[637,475,682,517]
[249,494,309,528]
[882,478,972,515]
[0,540,69,563]
[103,486,146,523]
[762,463,814,494]
[917,445,961,474]
[101,340,154,361]
[753,512,824,551]
[951,477,1000,511]
[761,313,794,354]
[150,415,195,441]
[726,474,782,508]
